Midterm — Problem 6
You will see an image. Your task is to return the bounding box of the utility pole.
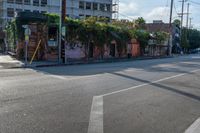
[179,0,188,54]
[59,0,66,63]
[180,0,185,29]
[186,3,190,29]
[62,0,66,23]
[59,0,62,63]
[169,0,174,27]
[62,0,67,64]
[189,18,192,29]
[168,0,174,56]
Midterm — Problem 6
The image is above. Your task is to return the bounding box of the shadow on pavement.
[32,57,200,77]
[111,72,200,102]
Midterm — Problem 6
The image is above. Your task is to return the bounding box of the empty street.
[0,55,200,133]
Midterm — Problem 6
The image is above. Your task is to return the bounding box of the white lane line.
[88,96,104,133]
[185,117,200,133]
[87,69,200,133]
[101,69,200,97]
[48,74,105,81]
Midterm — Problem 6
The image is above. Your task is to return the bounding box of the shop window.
[48,27,58,47]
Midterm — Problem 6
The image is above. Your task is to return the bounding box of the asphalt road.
[0,54,200,133]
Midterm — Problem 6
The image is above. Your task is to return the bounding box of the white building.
[66,0,113,19]
[0,0,116,29]
[0,0,60,29]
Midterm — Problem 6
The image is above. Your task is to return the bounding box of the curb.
[3,56,174,69]
[33,56,173,68]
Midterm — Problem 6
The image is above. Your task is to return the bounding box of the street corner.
[0,54,24,69]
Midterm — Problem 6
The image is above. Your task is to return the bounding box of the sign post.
[23,25,31,67]
[62,26,67,64]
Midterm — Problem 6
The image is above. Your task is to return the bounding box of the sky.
[119,0,200,29]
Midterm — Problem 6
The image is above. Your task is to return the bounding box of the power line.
[118,13,135,20]
[173,1,179,16]
[186,3,190,29]
[189,0,200,5]
[157,0,170,31]
[162,0,170,20]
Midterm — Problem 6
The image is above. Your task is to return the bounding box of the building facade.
[0,0,115,29]
[146,20,182,55]
[0,0,60,29]
[146,20,171,33]
[66,0,113,19]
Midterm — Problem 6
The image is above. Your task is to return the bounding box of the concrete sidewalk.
[30,56,173,68]
[0,54,174,69]
[0,54,24,69]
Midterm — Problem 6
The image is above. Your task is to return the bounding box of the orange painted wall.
[130,39,140,57]
[132,43,140,57]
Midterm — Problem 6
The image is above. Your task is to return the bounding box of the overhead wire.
[156,0,170,31]
[118,13,135,20]
[173,1,179,16]
[188,0,200,5]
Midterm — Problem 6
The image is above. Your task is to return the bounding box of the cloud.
[119,3,170,23]
[145,7,170,23]
[119,2,139,19]
[120,2,138,13]
[118,0,200,29]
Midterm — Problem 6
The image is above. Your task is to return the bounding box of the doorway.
[89,43,94,58]
[110,44,115,57]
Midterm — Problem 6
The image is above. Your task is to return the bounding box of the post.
[25,40,28,66]
[169,0,174,27]
[62,0,66,64]
[24,26,30,67]
[189,18,192,29]
[168,0,174,56]
[186,3,190,29]
[58,0,62,63]
[4,29,7,54]
[59,0,66,63]
[180,0,187,54]
[180,0,185,30]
